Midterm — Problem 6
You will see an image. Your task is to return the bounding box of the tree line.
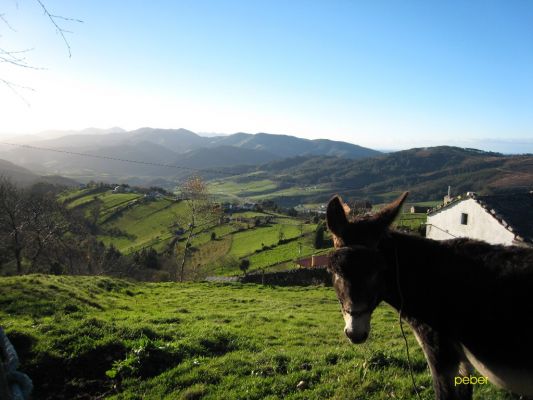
[0,177,131,276]
[0,176,222,281]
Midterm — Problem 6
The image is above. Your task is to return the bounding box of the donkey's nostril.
[344,328,368,344]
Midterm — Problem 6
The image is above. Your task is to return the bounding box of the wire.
[395,243,424,400]
[0,141,234,176]
[424,223,458,238]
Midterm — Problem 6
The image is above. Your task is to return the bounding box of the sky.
[1,0,532,151]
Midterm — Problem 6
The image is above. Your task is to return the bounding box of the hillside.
[0,128,380,184]
[176,145,278,169]
[212,146,533,205]
[206,132,380,159]
[0,158,78,187]
[1,275,512,399]
[61,186,320,277]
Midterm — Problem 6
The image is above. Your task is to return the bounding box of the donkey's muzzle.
[344,328,368,344]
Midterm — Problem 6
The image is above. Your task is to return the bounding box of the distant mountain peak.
[131,127,198,136]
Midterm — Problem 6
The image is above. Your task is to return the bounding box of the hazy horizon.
[1,126,532,154]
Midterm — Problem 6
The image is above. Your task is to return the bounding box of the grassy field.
[246,240,319,272]
[209,179,278,197]
[1,275,515,400]
[394,213,427,232]
[228,225,305,258]
[63,189,191,254]
[209,177,331,203]
[101,198,188,254]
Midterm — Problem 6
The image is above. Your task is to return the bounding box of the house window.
[461,213,468,225]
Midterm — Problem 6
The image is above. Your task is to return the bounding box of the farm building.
[112,185,133,194]
[410,205,431,213]
[426,192,533,247]
[295,254,329,268]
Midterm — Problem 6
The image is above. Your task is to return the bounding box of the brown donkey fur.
[326,192,533,400]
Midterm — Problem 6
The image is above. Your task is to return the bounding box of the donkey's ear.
[327,195,349,237]
[372,191,409,229]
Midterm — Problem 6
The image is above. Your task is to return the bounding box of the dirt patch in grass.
[28,342,127,400]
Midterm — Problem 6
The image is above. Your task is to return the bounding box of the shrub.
[239,259,250,275]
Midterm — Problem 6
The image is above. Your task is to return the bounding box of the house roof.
[295,254,329,268]
[428,192,533,244]
[475,193,533,243]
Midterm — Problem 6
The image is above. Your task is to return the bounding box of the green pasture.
[209,177,331,204]
[209,178,278,197]
[63,188,192,255]
[190,224,239,248]
[246,239,319,273]
[230,211,273,219]
[228,224,308,259]
[101,198,188,254]
[68,195,97,209]
[246,185,330,201]
[0,275,513,400]
[395,213,427,232]
[98,192,142,210]
[58,187,95,203]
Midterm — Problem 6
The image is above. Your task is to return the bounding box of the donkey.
[326,192,533,400]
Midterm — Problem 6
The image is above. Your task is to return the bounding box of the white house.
[426,192,533,247]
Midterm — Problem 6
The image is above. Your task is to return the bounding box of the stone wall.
[240,267,332,286]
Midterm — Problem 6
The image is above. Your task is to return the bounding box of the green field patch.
[395,213,427,232]
[59,187,96,203]
[209,179,278,197]
[228,224,304,258]
[246,185,331,201]
[99,199,188,254]
[67,194,98,209]
[230,211,273,219]
[191,224,238,247]
[98,192,142,210]
[245,239,317,273]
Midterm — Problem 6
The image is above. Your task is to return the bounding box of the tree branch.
[0,47,41,69]
[35,0,83,58]
[0,78,34,106]
[0,1,81,103]
[0,13,16,32]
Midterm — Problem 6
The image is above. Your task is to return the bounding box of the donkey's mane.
[383,230,533,277]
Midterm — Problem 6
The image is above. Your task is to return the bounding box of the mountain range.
[237,146,533,203]
[1,128,531,204]
[0,128,380,184]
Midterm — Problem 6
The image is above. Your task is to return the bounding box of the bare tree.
[1,1,82,102]
[0,177,28,273]
[0,177,92,274]
[24,191,73,271]
[176,176,221,281]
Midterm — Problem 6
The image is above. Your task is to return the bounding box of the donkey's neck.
[377,230,533,373]
[378,231,482,331]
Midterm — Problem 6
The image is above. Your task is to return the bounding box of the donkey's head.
[326,192,408,343]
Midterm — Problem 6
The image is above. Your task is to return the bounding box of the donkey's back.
[435,238,533,396]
